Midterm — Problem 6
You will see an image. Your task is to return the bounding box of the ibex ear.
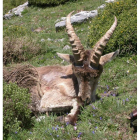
[57,53,74,63]
[99,50,119,66]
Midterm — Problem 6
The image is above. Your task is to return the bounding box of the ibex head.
[57,11,119,103]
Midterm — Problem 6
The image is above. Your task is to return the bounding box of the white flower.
[41,39,45,42]
[127,60,129,63]
[126,70,129,73]
[74,126,77,130]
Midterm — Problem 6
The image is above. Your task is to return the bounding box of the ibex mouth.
[78,94,91,103]
[78,84,91,102]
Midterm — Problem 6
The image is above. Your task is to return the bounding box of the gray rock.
[47,38,65,42]
[41,39,45,42]
[97,4,106,9]
[51,11,55,13]
[114,87,119,90]
[3,13,13,20]
[105,0,116,3]
[36,116,45,122]
[61,17,66,21]
[55,38,65,42]
[3,2,28,19]
[63,45,71,50]
[47,38,53,41]
[55,0,117,30]
[55,21,65,30]
[55,10,98,30]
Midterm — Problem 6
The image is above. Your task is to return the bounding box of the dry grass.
[3,64,38,88]
[3,37,42,65]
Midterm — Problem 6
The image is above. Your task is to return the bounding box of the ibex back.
[32,11,119,124]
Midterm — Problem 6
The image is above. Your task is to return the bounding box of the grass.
[3,0,137,139]
[6,57,137,140]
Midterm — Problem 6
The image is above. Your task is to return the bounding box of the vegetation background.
[3,0,137,139]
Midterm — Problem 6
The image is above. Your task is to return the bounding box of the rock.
[3,13,13,20]
[63,45,71,50]
[61,17,66,21]
[55,38,65,42]
[41,39,45,42]
[36,116,45,122]
[47,38,53,41]
[105,0,116,3]
[55,21,65,30]
[114,87,119,90]
[34,27,44,32]
[55,0,117,30]
[3,2,28,19]
[55,10,98,30]
[97,4,106,9]
[47,38,65,42]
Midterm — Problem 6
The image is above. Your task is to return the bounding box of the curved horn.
[66,11,85,66]
[90,16,117,68]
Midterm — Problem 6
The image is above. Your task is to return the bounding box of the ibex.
[4,11,119,125]
[35,11,119,124]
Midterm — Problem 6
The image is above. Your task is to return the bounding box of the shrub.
[3,82,32,138]
[10,0,27,7]
[28,0,76,6]
[87,0,137,56]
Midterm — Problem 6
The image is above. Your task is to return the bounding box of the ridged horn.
[90,16,117,68]
[66,11,85,66]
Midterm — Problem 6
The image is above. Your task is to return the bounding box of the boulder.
[63,45,71,50]
[55,10,98,30]
[105,0,116,3]
[55,0,117,30]
[97,4,106,9]
[3,2,28,19]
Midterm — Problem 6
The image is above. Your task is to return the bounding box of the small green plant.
[3,82,32,139]
[87,0,137,56]
[4,25,27,37]
[28,0,77,6]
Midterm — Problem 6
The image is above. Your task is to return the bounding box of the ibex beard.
[5,11,119,125]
